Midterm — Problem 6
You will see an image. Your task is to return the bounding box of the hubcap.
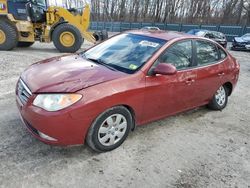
[0,29,6,45]
[215,86,226,106]
[98,114,127,146]
[59,32,75,47]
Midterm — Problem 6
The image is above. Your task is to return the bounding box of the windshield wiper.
[85,57,117,71]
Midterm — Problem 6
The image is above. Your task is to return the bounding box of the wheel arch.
[223,82,233,96]
[90,104,137,132]
[120,104,136,131]
[49,19,68,39]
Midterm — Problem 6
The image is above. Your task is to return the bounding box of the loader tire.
[52,24,83,53]
[101,30,108,40]
[17,42,34,47]
[0,20,18,51]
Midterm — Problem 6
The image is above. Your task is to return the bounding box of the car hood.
[234,37,250,42]
[21,54,127,93]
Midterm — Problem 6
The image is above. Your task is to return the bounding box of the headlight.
[33,94,82,112]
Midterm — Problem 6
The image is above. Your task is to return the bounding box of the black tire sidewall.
[52,24,83,53]
[0,20,18,50]
[87,106,132,152]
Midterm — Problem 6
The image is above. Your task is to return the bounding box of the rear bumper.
[16,96,92,146]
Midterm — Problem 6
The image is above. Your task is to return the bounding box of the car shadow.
[1,106,211,173]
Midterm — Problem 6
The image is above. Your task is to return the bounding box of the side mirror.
[153,63,177,75]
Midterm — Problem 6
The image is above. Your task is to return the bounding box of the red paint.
[21,54,126,93]
[16,31,240,146]
[154,63,177,75]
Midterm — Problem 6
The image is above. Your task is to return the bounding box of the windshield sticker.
[129,64,138,70]
[139,41,159,48]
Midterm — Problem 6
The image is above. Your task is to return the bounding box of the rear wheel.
[0,20,18,50]
[87,106,132,152]
[208,85,228,110]
[93,30,108,43]
[17,42,34,47]
[52,24,83,53]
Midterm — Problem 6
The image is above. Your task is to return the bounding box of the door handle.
[218,72,225,76]
[185,79,195,85]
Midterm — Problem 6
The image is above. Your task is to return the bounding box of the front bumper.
[16,95,92,146]
[232,42,250,50]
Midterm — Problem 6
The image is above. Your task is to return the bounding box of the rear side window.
[196,40,219,65]
[158,40,192,70]
[219,47,227,59]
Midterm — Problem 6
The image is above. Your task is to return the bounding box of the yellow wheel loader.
[0,0,108,53]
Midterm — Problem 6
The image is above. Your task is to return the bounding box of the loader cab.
[26,0,46,23]
[7,0,29,20]
[7,0,46,22]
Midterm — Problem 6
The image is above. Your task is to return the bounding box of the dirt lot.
[0,41,249,188]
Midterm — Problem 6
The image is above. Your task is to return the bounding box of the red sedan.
[16,30,240,152]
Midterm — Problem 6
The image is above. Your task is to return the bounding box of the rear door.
[193,40,226,105]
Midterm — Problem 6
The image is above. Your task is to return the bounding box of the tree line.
[90,0,250,25]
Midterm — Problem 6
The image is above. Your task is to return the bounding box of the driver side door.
[143,40,198,123]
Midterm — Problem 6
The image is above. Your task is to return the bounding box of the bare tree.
[89,0,250,25]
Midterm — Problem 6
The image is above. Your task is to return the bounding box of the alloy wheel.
[215,86,226,106]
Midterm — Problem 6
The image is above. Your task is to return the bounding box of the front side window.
[84,33,166,74]
[196,40,219,66]
[157,40,193,70]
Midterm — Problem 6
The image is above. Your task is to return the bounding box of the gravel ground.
[0,41,249,188]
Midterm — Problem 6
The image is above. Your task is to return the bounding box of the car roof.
[127,30,195,41]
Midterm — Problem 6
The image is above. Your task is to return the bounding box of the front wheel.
[208,85,228,110]
[86,106,132,152]
[52,24,83,53]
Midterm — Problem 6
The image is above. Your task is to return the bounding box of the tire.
[208,85,228,111]
[86,106,133,152]
[17,42,34,47]
[0,19,18,51]
[93,32,102,42]
[93,30,108,42]
[52,24,83,53]
[101,30,108,40]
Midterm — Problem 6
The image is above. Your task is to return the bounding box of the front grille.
[17,79,32,105]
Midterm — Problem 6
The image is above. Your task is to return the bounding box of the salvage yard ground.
[0,41,249,188]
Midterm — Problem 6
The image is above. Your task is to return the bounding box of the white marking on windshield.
[139,41,159,48]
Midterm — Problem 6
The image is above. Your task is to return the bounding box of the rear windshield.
[212,32,225,39]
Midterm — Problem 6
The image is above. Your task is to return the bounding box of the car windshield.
[213,32,225,39]
[83,33,166,74]
[195,31,206,36]
[242,34,250,40]
[187,29,206,35]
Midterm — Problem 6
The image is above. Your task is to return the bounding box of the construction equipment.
[0,0,108,53]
